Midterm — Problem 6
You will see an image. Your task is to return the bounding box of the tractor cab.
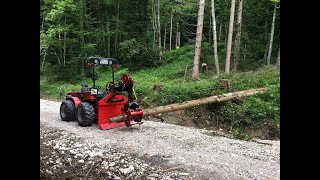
[82,57,119,100]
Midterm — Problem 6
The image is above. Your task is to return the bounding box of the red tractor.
[59,57,143,130]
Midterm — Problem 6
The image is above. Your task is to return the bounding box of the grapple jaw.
[124,106,143,127]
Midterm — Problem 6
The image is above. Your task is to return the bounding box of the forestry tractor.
[59,57,143,130]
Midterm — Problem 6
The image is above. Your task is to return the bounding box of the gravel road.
[40,99,280,180]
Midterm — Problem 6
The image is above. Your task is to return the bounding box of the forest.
[40,0,280,139]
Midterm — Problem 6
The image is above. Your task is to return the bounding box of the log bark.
[110,88,267,123]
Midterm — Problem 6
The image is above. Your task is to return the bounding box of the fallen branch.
[83,162,94,179]
[149,166,181,173]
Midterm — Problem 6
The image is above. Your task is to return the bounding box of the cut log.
[110,88,267,123]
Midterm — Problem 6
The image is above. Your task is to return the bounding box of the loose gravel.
[40,99,280,180]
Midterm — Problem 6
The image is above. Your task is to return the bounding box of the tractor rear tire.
[76,102,96,127]
[60,100,76,121]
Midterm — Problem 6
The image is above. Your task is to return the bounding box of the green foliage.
[211,70,280,138]
[118,38,143,64]
[40,0,280,139]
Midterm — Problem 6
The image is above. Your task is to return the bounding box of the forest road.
[40,99,280,180]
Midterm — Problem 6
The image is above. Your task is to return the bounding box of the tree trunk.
[110,88,268,123]
[164,23,167,50]
[79,0,85,75]
[41,16,45,31]
[178,32,180,47]
[267,2,276,65]
[224,23,227,43]
[176,22,179,48]
[225,0,236,74]
[211,0,220,77]
[41,49,47,70]
[107,21,111,57]
[262,7,269,62]
[192,0,205,80]
[262,42,268,62]
[219,24,222,42]
[233,0,243,72]
[209,15,212,44]
[152,0,156,49]
[58,32,62,65]
[244,44,246,61]
[276,46,280,67]
[115,0,120,55]
[158,0,162,61]
[169,9,173,50]
[63,17,67,67]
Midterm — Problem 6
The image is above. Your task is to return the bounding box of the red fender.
[68,96,82,108]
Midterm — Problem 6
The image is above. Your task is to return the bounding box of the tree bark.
[107,21,111,57]
[158,0,162,60]
[115,0,120,55]
[225,0,236,74]
[176,22,179,48]
[41,48,47,70]
[41,16,45,31]
[219,23,222,42]
[110,88,268,123]
[224,23,227,44]
[276,46,280,67]
[267,2,276,65]
[63,17,67,67]
[178,31,180,47]
[169,8,173,50]
[152,0,156,49]
[211,0,220,77]
[233,0,243,72]
[192,0,206,80]
[79,0,85,75]
[164,23,167,50]
[209,15,212,44]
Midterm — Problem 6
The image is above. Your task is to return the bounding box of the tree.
[211,0,220,77]
[169,6,173,50]
[192,0,206,80]
[157,0,162,60]
[233,0,243,72]
[267,1,278,65]
[276,46,280,67]
[225,0,236,74]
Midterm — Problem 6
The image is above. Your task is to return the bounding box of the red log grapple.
[59,57,143,130]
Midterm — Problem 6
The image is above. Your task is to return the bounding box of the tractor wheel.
[60,100,76,121]
[76,102,96,127]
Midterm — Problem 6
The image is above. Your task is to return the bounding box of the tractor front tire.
[60,100,76,121]
[77,102,96,127]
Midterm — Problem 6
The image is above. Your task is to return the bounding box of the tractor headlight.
[100,59,112,65]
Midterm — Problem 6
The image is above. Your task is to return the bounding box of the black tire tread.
[60,100,76,121]
[77,102,95,127]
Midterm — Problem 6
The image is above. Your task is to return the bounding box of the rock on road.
[40,99,280,180]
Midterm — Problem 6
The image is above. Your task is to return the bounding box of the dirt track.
[40,99,280,180]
